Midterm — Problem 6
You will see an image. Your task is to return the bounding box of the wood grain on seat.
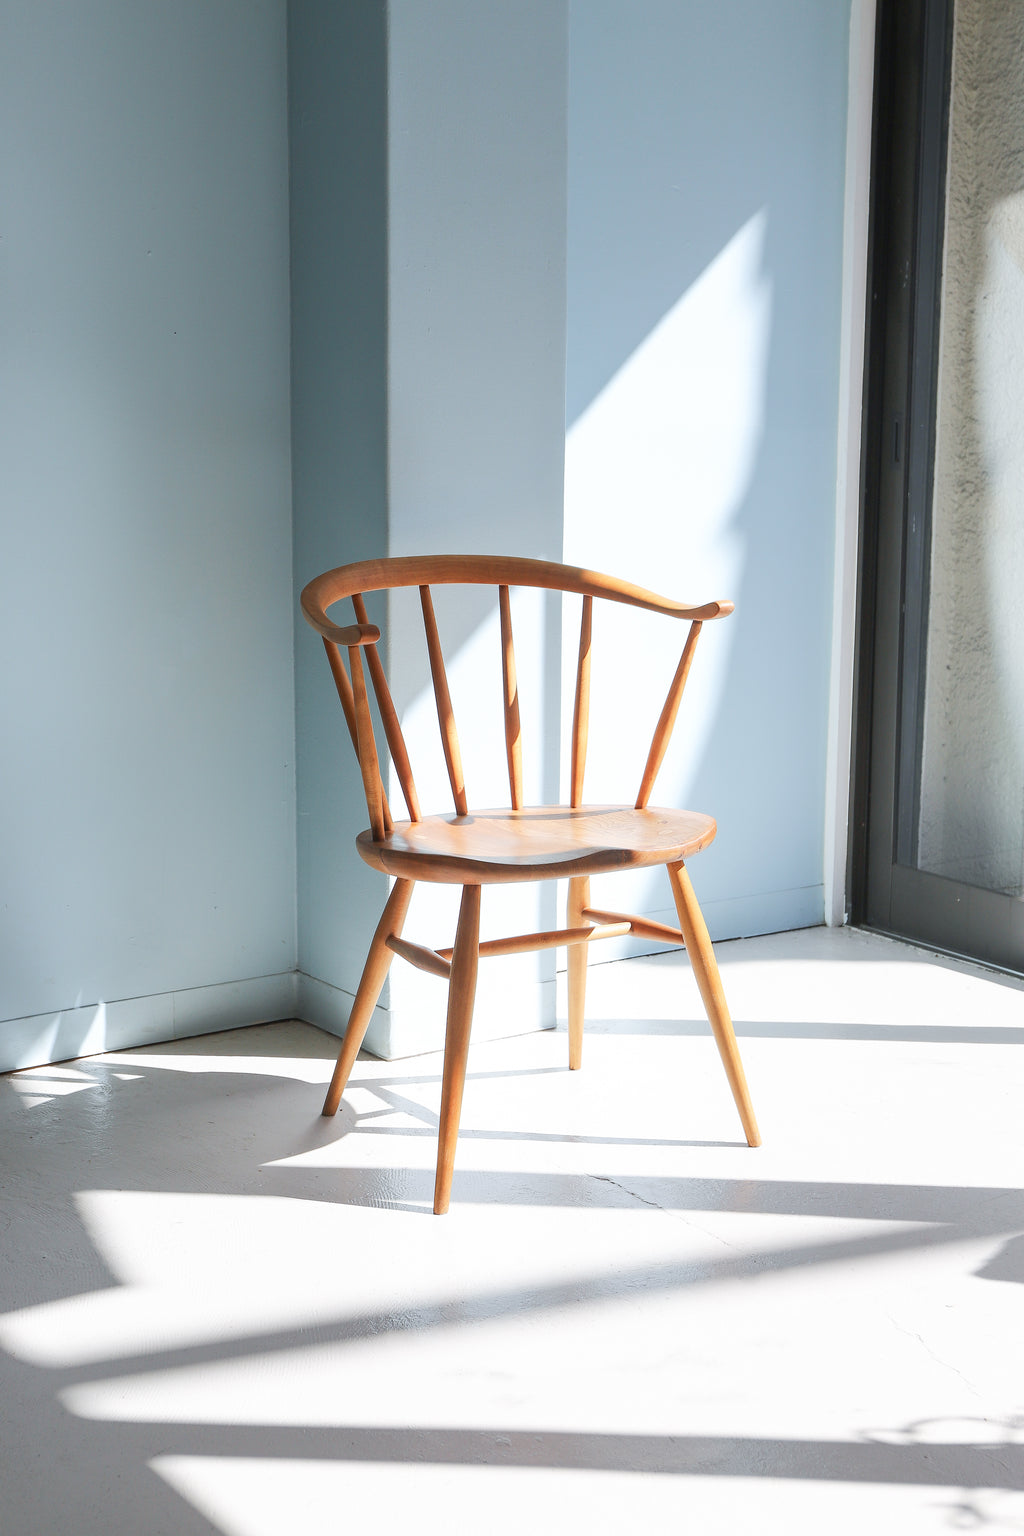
[357,804,717,884]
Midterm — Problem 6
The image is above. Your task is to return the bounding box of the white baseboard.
[1,886,824,1075]
[296,966,556,1061]
[295,971,388,1049]
[0,971,298,1074]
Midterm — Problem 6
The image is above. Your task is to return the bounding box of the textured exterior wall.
[919,1,1024,892]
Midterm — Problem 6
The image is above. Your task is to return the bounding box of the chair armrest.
[300,587,381,646]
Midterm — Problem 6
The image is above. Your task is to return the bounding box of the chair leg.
[322,878,415,1117]
[566,875,590,1070]
[434,884,481,1215]
[666,861,761,1147]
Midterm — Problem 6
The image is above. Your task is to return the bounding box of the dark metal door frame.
[852,0,1024,972]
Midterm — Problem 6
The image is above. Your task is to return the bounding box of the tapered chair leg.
[566,875,590,1070]
[322,878,415,1117]
[434,884,482,1215]
[667,860,761,1147]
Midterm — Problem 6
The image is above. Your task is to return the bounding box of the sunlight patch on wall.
[564,210,771,806]
[562,213,772,919]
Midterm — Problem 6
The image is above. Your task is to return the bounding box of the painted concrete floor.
[2,924,1023,1535]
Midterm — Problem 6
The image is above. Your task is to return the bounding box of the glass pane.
[916,0,1024,894]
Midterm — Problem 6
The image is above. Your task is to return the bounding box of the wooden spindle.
[581,907,685,946]
[348,643,391,840]
[434,883,481,1214]
[571,596,593,808]
[498,585,523,810]
[566,874,589,1069]
[436,920,631,961]
[352,592,421,822]
[667,860,760,1146]
[420,585,468,816]
[322,878,414,1116]
[635,620,702,810]
[327,635,393,830]
[323,637,359,752]
[385,935,452,980]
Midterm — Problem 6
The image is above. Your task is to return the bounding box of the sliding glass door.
[855,0,1024,970]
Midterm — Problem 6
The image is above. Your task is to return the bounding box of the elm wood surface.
[668,861,761,1147]
[323,638,359,753]
[581,907,685,946]
[420,585,468,816]
[498,584,523,811]
[347,644,391,841]
[352,593,421,823]
[567,875,590,1071]
[321,878,414,1118]
[356,806,718,885]
[636,620,703,809]
[301,554,734,643]
[435,884,481,1215]
[437,920,633,962]
[385,935,452,980]
[302,555,757,1213]
[386,921,635,982]
[571,596,593,808]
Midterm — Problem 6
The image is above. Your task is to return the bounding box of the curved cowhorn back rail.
[300,554,759,1213]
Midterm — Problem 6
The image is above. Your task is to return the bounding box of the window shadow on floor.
[2,1025,1021,1533]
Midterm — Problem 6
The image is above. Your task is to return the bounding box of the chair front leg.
[566,875,590,1070]
[322,878,415,1117]
[434,883,482,1214]
[666,861,761,1147]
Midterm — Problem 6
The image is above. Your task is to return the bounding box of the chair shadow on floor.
[3,1036,1024,1535]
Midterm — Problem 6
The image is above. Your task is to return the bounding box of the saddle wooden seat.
[301,554,760,1213]
[356,804,718,883]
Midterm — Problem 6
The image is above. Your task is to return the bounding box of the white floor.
[2,924,1024,1535]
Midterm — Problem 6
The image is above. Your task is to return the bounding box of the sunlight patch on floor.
[2,929,1023,1534]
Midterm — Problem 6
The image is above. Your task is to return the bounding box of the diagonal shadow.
[335,1070,740,1149]
[46,1195,1023,1389]
[350,1125,744,1148]
[261,1167,1024,1227]
[131,1422,1024,1491]
[571,1018,1024,1045]
[4,1051,1022,1530]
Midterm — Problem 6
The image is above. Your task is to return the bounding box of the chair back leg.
[322,878,415,1117]
[666,861,761,1147]
[566,875,590,1070]
[434,884,482,1214]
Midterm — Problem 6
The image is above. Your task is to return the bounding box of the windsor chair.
[301,555,760,1214]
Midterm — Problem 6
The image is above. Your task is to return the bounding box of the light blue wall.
[288,1,391,1024]
[380,0,569,1056]
[566,0,850,942]
[0,1,854,1071]
[290,0,570,1056]
[387,0,568,564]
[0,0,296,1069]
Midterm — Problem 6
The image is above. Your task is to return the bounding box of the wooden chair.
[301,555,760,1214]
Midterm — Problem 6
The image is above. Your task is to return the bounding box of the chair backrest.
[300,555,733,839]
